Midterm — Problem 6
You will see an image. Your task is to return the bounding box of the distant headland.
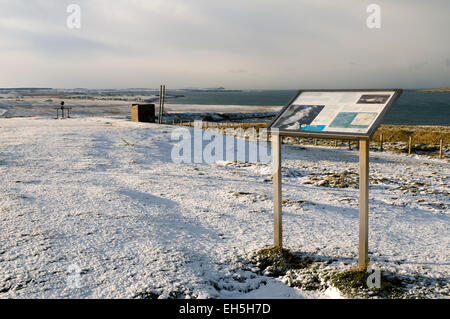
[416,88,450,92]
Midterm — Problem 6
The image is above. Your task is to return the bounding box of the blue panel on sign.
[301,125,326,131]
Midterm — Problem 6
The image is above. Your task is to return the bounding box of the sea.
[0,88,449,126]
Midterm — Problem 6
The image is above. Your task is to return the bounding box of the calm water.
[168,90,450,126]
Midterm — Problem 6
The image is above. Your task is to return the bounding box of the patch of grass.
[290,272,322,291]
[331,269,367,291]
[371,125,449,146]
[249,249,446,298]
[330,268,406,298]
[316,171,358,189]
[253,247,314,277]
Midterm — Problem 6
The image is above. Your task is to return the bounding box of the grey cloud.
[229,69,248,74]
[409,62,428,71]
[0,0,449,89]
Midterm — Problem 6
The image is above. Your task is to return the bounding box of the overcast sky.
[0,0,449,89]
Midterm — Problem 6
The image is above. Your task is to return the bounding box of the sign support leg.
[273,133,282,248]
[359,139,369,269]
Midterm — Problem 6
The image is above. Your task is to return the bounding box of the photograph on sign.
[357,94,391,104]
[274,105,325,130]
[269,90,401,137]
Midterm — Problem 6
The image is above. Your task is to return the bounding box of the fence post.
[380,133,383,152]
[439,139,443,159]
[408,136,413,155]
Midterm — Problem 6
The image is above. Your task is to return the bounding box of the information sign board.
[268,90,402,139]
[269,89,403,269]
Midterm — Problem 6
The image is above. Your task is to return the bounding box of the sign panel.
[268,90,402,139]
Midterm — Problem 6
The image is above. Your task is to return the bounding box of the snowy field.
[0,117,448,299]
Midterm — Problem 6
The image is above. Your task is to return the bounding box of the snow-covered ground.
[0,117,448,299]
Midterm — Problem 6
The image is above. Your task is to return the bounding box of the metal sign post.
[358,139,369,268]
[267,89,402,270]
[272,132,282,247]
[158,85,163,124]
[271,136,371,268]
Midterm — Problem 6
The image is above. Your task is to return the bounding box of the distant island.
[180,87,242,93]
[416,88,450,92]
